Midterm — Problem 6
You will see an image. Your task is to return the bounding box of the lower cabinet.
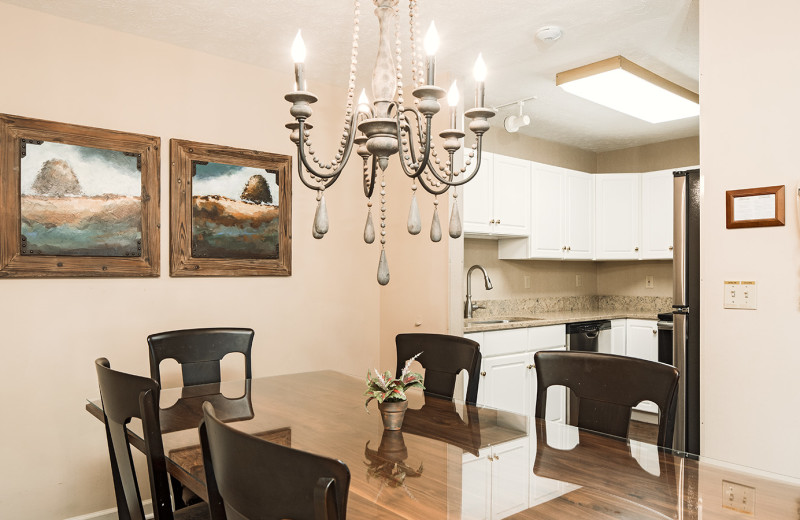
[625,319,660,414]
[461,437,530,520]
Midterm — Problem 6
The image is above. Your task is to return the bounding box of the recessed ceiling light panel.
[557,56,699,123]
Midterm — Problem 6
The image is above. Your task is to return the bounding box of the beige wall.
[596,136,699,173]
[463,239,598,299]
[481,131,596,172]
[596,261,673,298]
[700,0,800,477]
[0,4,447,518]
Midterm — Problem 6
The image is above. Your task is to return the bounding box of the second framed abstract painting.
[170,139,291,277]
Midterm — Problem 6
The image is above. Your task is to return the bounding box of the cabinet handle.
[652,329,658,335]
[526,364,534,370]
[634,247,639,252]
[562,246,567,251]
[496,219,501,224]
[480,371,487,377]
[669,245,674,251]
[489,219,495,224]
[566,246,571,251]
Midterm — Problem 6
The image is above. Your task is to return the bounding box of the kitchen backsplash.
[471,295,672,318]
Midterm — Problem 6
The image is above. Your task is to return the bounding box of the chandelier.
[285,0,495,285]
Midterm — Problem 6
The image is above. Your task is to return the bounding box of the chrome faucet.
[465,264,493,318]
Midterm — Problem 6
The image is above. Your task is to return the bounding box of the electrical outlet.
[575,274,583,287]
[722,480,755,515]
[523,275,531,289]
[645,275,654,289]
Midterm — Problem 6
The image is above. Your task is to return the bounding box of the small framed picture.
[169,139,291,277]
[725,185,785,229]
[0,114,160,278]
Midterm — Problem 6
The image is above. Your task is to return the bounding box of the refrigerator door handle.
[673,173,688,307]
[672,311,687,452]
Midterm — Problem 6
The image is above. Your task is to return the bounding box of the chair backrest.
[533,351,679,447]
[199,402,350,520]
[395,333,482,404]
[94,358,174,520]
[148,328,254,386]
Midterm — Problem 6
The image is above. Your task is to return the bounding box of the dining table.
[86,370,800,519]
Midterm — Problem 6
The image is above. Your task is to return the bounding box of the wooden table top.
[87,370,800,519]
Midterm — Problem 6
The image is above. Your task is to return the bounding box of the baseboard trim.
[65,499,153,520]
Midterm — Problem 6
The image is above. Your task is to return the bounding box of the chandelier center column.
[372,0,398,118]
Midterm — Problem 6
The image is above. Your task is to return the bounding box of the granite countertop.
[463,308,664,333]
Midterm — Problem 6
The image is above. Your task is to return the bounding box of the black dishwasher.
[566,320,611,352]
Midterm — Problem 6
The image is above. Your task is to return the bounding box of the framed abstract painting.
[169,139,291,276]
[0,114,160,278]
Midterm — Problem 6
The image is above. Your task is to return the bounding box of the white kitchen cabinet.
[598,319,626,355]
[625,319,659,414]
[564,170,595,259]
[594,173,641,260]
[479,352,531,416]
[461,437,530,520]
[498,164,594,260]
[463,152,530,237]
[641,170,674,259]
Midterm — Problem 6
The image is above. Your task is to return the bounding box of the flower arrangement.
[364,352,425,410]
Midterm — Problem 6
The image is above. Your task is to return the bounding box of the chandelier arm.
[415,170,451,196]
[296,117,358,180]
[393,108,434,179]
[295,147,339,191]
[421,135,485,187]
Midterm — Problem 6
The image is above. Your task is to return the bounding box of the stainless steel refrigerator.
[673,169,700,454]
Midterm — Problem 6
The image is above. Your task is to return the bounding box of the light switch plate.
[645,275,654,289]
[523,275,531,289]
[575,274,583,287]
[722,480,755,515]
[724,280,757,309]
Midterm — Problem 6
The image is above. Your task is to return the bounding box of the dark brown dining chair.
[148,328,254,387]
[199,402,350,520]
[395,333,482,404]
[533,351,679,447]
[94,358,209,520]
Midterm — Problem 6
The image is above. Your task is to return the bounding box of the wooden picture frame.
[725,185,785,229]
[0,114,160,278]
[170,139,291,277]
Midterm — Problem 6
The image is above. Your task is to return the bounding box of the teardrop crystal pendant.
[430,207,442,242]
[314,195,329,235]
[407,193,422,235]
[377,249,390,285]
[364,210,375,244]
[449,199,463,239]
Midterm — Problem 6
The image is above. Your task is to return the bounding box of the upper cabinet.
[498,164,594,260]
[640,170,674,260]
[594,174,641,259]
[463,152,530,237]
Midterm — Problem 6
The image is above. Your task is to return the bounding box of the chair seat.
[175,502,210,520]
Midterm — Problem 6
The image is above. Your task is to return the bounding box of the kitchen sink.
[467,317,541,325]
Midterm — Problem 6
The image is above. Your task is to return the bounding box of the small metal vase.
[377,400,408,430]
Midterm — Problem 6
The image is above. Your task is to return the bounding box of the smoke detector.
[536,26,563,43]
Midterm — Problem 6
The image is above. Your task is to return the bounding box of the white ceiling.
[3,0,699,153]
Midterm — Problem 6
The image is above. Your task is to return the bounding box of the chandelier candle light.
[285,0,495,285]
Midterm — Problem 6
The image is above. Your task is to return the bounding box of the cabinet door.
[565,171,594,259]
[625,319,659,414]
[532,347,568,424]
[490,438,530,520]
[529,164,565,258]
[595,173,640,259]
[641,170,674,259]
[479,353,530,416]
[492,154,531,236]
[462,451,491,520]
[463,152,494,235]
